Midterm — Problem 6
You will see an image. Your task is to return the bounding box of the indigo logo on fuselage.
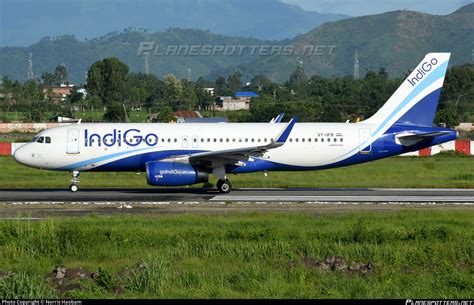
[407,58,438,87]
[84,129,158,147]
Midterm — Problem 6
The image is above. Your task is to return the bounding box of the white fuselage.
[14,122,372,172]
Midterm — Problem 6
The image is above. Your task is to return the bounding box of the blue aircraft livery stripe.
[331,60,448,162]
[370,61,448,137]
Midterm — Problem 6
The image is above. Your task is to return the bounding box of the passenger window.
[321,138,324,142]
[302,138,305,142]
[220,138,223,142]
[264,138,267,142]
[245,138,248,142]
[295,138,299,142]
[308,138,311,142]
[201,138,204,142]
[207,138,210,142]
[174,138,178,143]
[232,138,236,142]
[161,138,165,143]
[315,138,318,142]
[289,138,292,142]
[37,137,44,143]
[334,138,337,142]
[251,138,254,142]
[45,137,51,144]
[340,138,343,142]
[213,138,217,142]
[226,138,229,142]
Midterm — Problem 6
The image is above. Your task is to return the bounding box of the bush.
[0,272,57,298]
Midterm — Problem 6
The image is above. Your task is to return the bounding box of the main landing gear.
[216,179,232,193]
[69,171,80,192]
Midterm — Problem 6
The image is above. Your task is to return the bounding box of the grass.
[0,152,473,189]
[0,210,472,298]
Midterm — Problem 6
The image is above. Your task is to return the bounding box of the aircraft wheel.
[217,179,232,193]
[69,184,79,192]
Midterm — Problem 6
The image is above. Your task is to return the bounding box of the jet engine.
[146,161,208,186]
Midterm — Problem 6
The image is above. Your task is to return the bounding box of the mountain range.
[0,2,472,83]
[0,0,348,46]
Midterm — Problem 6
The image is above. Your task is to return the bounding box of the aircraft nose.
[13,145,29,166]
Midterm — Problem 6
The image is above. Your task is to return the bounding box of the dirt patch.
[48,266,94,296]
[0,271,12,278]
[290,256,374,276]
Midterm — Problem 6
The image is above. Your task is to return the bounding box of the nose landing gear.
[69,171,80,192]
[216,179,232,193]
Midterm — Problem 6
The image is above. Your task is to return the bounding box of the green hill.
[230,3,474,81]
[0,29,267,83]
[0,4,472,83]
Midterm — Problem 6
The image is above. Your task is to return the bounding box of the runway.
[0,188,473,203]
[1,188,472,218]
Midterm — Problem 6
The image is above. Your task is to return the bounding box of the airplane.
[13,53,457,193]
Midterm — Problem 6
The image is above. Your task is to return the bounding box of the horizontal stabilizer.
[396,131,451,146]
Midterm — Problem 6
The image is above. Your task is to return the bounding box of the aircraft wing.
[396,131,451,146]
[160,116,297,166]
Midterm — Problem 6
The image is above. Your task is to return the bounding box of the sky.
[282,0,473,16]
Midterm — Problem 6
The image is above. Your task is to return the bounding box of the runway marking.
[211,195,474,203]
[1,200,473,205]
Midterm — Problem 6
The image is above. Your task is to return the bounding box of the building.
[43,84,74,103]
[214,91,259,111]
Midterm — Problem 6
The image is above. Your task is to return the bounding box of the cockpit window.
[31,137,39,142]
[37,137,44,143]
[45,137,51,144]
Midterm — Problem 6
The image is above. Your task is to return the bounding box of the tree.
[214,76,228,96]
[163,74,182,101]
[249,74,271,92]
[41,72,58,86]
[227,72,242,92]
[289,65,307,86]
[55,64,68,84]
[287,65,308,95]
[434,109,460,128]
[86,57,129,107]
[156,106,175,122]
[25,108,44,122]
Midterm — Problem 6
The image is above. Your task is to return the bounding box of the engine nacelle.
[146,161,208,186]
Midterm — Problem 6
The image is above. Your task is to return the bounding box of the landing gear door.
[67,129,80,154]
[359,128,371,154]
